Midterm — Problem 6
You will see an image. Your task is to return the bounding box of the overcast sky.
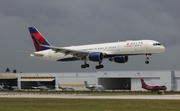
[0,0,180,73]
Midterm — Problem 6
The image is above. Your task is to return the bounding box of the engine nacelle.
[87,52,104,62]
[109,56,128,63]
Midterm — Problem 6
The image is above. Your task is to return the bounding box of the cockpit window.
[153,43,161,46]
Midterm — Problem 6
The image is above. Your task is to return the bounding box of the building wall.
[2,70,180,91]
[97,70,172,91]
[57,72,96,90]
[174,71,180,91]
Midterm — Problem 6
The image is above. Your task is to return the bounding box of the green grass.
[0,98,180,111]
[1,90,180,95]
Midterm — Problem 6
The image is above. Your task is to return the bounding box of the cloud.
[0,0,180,72]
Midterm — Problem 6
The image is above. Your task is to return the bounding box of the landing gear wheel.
[99,65,104,68]
[95,66,100,69]
[81,60,90,69]
[85,64,89,68]
[145,61,149,64]
[95,65,104,69]
[81,65,86,68]
[81,64,90,68]
[95,61,104,69]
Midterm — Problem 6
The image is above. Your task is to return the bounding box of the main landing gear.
[81,61,89,69]
[81,60,104,69]
[95,61,104,69]
[81,64,89,68]
[145,54,151,64]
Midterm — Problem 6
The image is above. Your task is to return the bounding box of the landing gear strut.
[145,54,151,64]
[81,59,104,69]
[95,61,104,69]
[81,60,89,69]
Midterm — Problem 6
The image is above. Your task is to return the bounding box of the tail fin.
[3,83,9,88]
[141,78,148,87]
[28,27,51,52]
[2,83,5,87]
[58,83,62,89]
[37,81,42,86]
[3,83,7,88]
[84,81,89,87]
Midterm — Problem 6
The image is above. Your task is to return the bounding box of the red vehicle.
[141,78,167,91]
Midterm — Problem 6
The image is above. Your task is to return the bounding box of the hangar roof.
[20,76,55,81]
[0,74,17,79]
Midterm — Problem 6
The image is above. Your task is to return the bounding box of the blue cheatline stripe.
[57,54,139,61]
[57,57,79,61]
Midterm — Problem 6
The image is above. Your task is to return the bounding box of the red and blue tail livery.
[28,27,51,51]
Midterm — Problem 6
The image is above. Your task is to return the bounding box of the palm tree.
[6,68,10,73]
[13,70,17,73]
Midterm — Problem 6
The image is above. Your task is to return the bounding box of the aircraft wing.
[41,45,91,59]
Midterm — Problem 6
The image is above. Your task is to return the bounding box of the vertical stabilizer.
[37,81,42,86]
[84,81,89,87]
[28,27,51,51]
[141,78,148,87]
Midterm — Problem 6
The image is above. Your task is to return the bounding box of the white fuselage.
[86,85,105,91]
[30,40,165,61]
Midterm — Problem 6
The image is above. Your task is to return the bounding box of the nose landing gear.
[145,54,151,64]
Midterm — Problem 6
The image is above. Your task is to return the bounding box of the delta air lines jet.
[20,27,165,69]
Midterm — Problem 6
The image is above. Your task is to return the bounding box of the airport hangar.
[0,70,180,91]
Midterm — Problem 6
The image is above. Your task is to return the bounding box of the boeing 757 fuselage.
[19,27,165,69]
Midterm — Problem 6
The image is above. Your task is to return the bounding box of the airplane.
[0,83,4,90]
[84,81,104,91]
[58,84,75,91]
[1,83,18,90]
[19,27,165,69]
[31,86,49,90]
[31,82,49,90]
[141,78,167,91]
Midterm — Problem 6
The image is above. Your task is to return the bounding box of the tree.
[6,68,10,73]
[13,70,17,73]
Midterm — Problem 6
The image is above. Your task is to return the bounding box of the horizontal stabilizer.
[16,51,33,54]
[17,51,44,57]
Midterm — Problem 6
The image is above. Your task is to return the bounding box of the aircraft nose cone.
[160,46,165,52]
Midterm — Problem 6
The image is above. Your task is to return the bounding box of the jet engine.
[87,52,104,62]
[109,56,128,63]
